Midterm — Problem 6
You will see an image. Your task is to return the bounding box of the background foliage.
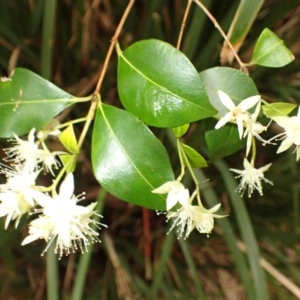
[0,0,300,299]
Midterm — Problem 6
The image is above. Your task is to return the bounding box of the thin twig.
[193,0,248,74]
[94,0,135,94]
[176,0,193,49]
[76,0,135,151]
[237,240,300,299]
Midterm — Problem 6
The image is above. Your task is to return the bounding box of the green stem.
[40,1,59,298]
[41,0,57,80]
[250,136,256,165]
[46,243,59,300]
[176,138,185,181]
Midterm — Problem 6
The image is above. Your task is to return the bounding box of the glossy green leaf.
[199,67,259,116]
[59,124,79,154]
[172,124,189,138]
[117,40,216,128]
[262,102,297,118]
[182,144,207,168]
[0,68,79,138]
[92,103,174,210]
[205,126,245,160]
[249,28,294,67]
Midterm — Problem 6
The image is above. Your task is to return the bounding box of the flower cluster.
[215,91,273,197]
[0,129,106,258]
[215,90,268,157]
[153,181,225,239]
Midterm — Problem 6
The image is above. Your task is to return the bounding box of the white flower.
[166,201,224,239]
[4,128,39,169]
[37,147,63,175]
[215,90,261,138]
[0,163,39,206]
[0,192,31,229]
[243,101,270,156]
[152,181,189,211]
[21,173,106,258]
[271,106,300,160]
[193,203,223,236]
[230,158,272,197]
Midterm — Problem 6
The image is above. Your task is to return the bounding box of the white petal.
[152,181,174,194]
[243,158,252,170]
[258,163,272,173]
[28,128,36,144]
[218,91,235,110]
[215,113,231,129]
[245,133,252,157]
[178,189,190,207]
[208,203,221,213]
[238,95,260,111]
[272,116,290,129]
[32,190,51,207]
[21,234,39,245]
[277,137,293,153]
[59,173,74,199]
[236,118,244,139]
[166,192,178,211]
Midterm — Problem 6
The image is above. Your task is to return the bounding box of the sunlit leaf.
[92,103,174,210]
[262,102,297,118]
[59,154,77,173]
[249,28,294,67]
[59,124,79,154]
[0,68,84,138]
[172,124,190,138]
[182,144,207,168]
[117,40,216,128]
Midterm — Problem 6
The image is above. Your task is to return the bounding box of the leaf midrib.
[99,103,166,202]
[119,52,213,112]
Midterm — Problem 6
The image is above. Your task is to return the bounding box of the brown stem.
[193,0,248,74]
[176,0,193,50]
[76,0,135,151]
[94,0,135,94]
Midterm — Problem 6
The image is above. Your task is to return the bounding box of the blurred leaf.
[182,144,207,168]
[0,68,78,138]
[59,124,79,154]
[249,28,294,67]
[59,154,77,173]
[92,103,174,210]
[199,66,259,116]
[262,102,297,118]
[205,126,245,160]
[172,124,189,138]
[117,40,216,128]
[220,0,264,64]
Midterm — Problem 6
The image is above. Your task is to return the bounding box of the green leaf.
[205,126,245,160]
[199,67,259,116]
[117,40,216,128]
[172,124,189,138]
[182,144,207,168]
[59,124,79,154]
[0,68,79,138]
[59,154,77,173]
[262,102,297,118]
[249,28,294,67]
[92,103,174,210]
